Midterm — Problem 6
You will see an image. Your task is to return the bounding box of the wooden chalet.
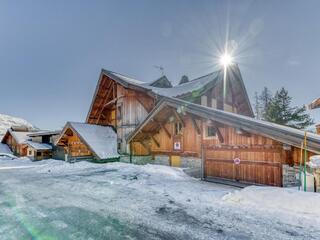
[86,65,253,154]
[127,97,320,187]
[1,127,34,156]
[55,122,118,161]
[26,130,61,160]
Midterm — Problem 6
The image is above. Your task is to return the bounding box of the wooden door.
[204,146,282,186]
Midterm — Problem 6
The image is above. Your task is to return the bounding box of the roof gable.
[57,122,119,159]
[149,76,172,88]
[86,65,254,122]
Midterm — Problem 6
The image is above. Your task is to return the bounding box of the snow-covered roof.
[309,98,320,110]
[59,122,119,159]
[103,69,220,98]
[28,130,61,137]
[9,130,32,144]
[26,141,52,151]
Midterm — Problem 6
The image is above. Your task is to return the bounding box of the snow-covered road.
[0,158,319,240]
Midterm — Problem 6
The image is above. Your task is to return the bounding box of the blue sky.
[0,0,319,130]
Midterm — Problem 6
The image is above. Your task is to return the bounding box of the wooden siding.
[130,106,317,186]
[56,128,93,158]
[87,74,155,154]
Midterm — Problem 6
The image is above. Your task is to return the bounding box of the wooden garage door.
[204,146,282,186]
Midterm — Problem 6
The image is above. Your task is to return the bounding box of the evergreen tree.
[264,87,313,129]
[253,91,261,119]
[258,87,272,120]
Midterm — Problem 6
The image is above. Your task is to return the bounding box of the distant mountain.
[0,114,36,137]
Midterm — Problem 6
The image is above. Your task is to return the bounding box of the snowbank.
[0,143,12,154]
[309,155,320,168]
[223,186,320,216]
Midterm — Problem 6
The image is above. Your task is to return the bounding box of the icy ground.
[0,158,320,240]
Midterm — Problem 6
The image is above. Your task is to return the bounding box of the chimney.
[316,124,320,135]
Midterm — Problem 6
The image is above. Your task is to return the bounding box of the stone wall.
[120,155,153,165]
[282,164,299,187]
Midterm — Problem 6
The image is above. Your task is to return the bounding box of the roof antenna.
[153,65,165,76]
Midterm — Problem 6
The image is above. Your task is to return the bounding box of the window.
[206,126,217,138]
[37,152,42,157]
[117,104,123,120]
[174,122,183,135]
[28,150,32,155]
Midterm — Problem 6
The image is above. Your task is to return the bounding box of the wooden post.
[201,145,205,180]
[129,142,133,164]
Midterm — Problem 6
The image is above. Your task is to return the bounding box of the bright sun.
[220,53,233,66]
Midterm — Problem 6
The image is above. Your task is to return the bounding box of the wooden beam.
[160,122,171,139]
[172,110,185,127]
[139,140,151,154]
[152,118,171,139]
[215,127,224,143]
[150,135,160,148]
[191,117,201,135]
[95,82,114,123]
[92,79,114,116]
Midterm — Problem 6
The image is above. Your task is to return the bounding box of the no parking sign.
[234,158,241,164]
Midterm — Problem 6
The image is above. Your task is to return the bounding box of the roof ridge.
[102,68,146,84]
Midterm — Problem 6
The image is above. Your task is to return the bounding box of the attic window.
[206,126,217,138]
[174,122,183,135]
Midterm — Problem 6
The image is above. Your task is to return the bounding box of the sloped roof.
[86,65,254,122]
[26,141,52,151]
[309,98,320,110]
[57,122,119,159]
[102,69,220,98]
[28,130,61,137]
[127,97,320,154]
[8,130,32,144]
[148,75,173,88]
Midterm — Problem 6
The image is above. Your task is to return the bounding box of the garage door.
[204,146,282,186]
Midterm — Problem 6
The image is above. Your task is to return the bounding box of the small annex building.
[56,122,119,162]
[127,97,320,187]
[26,141,53,161]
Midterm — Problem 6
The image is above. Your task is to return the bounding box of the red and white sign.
[233,158,241,164]
[174,142,181,150]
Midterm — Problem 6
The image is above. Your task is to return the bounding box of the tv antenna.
[153,65,165,76]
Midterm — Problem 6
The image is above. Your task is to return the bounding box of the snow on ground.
[0,143,12,154]
[0,158,319,240]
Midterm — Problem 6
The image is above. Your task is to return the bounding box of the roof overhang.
[309,98,320,110]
